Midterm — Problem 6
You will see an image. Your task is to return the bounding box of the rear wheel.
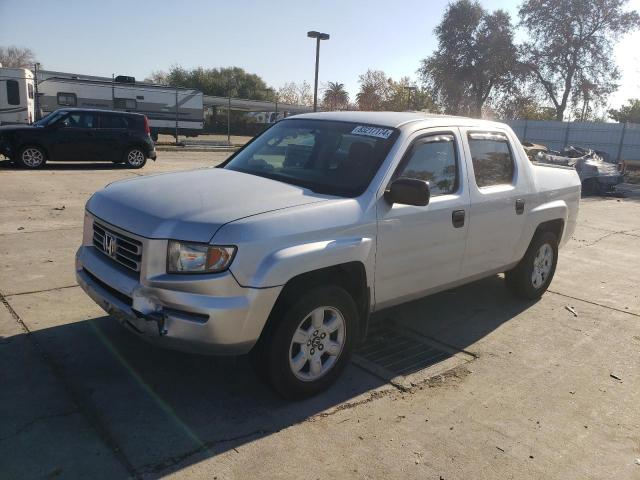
[253,285,358,399]
[17,146,46,169]
[505,231,558,300]
[123,147,147,169]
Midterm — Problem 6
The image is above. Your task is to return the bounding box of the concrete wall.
[504,119,640,161]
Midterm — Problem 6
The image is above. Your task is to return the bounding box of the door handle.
[515,198,525,215]
[452,209,465,228]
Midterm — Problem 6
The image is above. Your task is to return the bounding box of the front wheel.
[505,231,558,300]
[123,147,147,169]
[17,146,47,169]
[254,285,358,399]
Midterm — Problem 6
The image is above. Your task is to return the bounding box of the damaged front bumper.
[75,225,281,355]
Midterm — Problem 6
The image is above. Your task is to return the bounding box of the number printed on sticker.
[351,125,394,139]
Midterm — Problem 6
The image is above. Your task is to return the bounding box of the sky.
[1,0,638,109]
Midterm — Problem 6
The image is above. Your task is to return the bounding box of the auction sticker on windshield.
[351,125,394,139]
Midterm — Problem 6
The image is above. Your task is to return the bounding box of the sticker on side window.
[351,125,394,139]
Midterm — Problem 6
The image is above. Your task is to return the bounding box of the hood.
[87,168,330,242]
[0,125,33,134]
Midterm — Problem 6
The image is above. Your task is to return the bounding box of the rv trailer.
[0,67,35,126]
[0,66,204,138]
[36,70,204,139]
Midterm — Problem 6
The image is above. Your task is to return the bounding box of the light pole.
[307,31,329,112]
[227,76,235,144]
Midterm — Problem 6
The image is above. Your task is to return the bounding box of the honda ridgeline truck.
[76,112,581,398]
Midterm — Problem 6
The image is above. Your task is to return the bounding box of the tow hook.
[133,309,168,336]
[146,311,168,336]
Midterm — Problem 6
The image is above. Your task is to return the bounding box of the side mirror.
[384,178,430,206]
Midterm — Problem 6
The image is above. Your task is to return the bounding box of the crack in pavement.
[0,409,79,443]
[0,226,81,236]
[547,289,639,318]
[6,284,78,297]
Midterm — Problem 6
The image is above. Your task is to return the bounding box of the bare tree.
[277,81,313,106]
[0,46,37,68]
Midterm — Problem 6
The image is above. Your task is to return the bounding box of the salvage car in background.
[523,142,624,195]
[76,112,581,398]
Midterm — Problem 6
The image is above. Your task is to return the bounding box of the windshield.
[34,110,68,127]
[222,119,399,197]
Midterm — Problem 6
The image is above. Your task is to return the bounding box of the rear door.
[459,129,530,277]
[375,129,471,308]
[49,111,99,161]
[96,113,129,161]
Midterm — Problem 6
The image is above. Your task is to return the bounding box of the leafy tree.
[418,0,519,117]
[322,82,349,110]
[356,70,393,110]
[149,65,273,100]
[386,77,439,112]
[0,46,37,68]
[492,92,557,120]
[608,99,640,123]
[519,0,640,121]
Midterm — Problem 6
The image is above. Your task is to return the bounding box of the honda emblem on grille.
[103,232,118,258]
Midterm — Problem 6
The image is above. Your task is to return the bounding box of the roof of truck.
[292,111,505,129]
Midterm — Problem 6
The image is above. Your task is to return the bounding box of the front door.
[49,111,99,161]
[375,129,470,309]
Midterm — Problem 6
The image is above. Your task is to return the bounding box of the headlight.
[167,241,236,274]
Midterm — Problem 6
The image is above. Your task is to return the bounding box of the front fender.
[231,236,374,289]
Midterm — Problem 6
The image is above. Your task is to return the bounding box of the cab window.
[468,132,515,188]
[114,98,137,110]
[395,134,458,196]
[60,112,98,129]
[6,80,20,105]
[57,92,77,106]
[100,114,128,129]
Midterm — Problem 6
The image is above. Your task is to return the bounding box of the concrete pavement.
[0,154,638,479]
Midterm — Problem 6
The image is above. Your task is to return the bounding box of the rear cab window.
[467,132,515,188]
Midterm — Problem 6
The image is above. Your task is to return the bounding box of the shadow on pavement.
[1,275,536,478]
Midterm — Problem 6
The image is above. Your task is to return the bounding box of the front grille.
[92,221,142,273]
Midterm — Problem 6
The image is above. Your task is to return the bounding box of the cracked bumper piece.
[75,246,281,355]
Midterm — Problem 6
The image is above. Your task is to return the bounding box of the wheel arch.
[18,142,50,160]
[256,261,371,349]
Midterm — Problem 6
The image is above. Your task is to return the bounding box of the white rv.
[0,67,204,139]
[0,67,35,126]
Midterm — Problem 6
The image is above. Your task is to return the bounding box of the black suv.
[0,108,157,169]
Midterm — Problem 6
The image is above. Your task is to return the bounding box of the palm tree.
[323,82,349,111]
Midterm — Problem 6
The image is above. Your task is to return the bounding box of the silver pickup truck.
[76,112,581,398]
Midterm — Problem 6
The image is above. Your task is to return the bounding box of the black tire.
[253,285,358,400]
[17,146,47,169]
[123,147,147,169]
[505,231,558,300]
